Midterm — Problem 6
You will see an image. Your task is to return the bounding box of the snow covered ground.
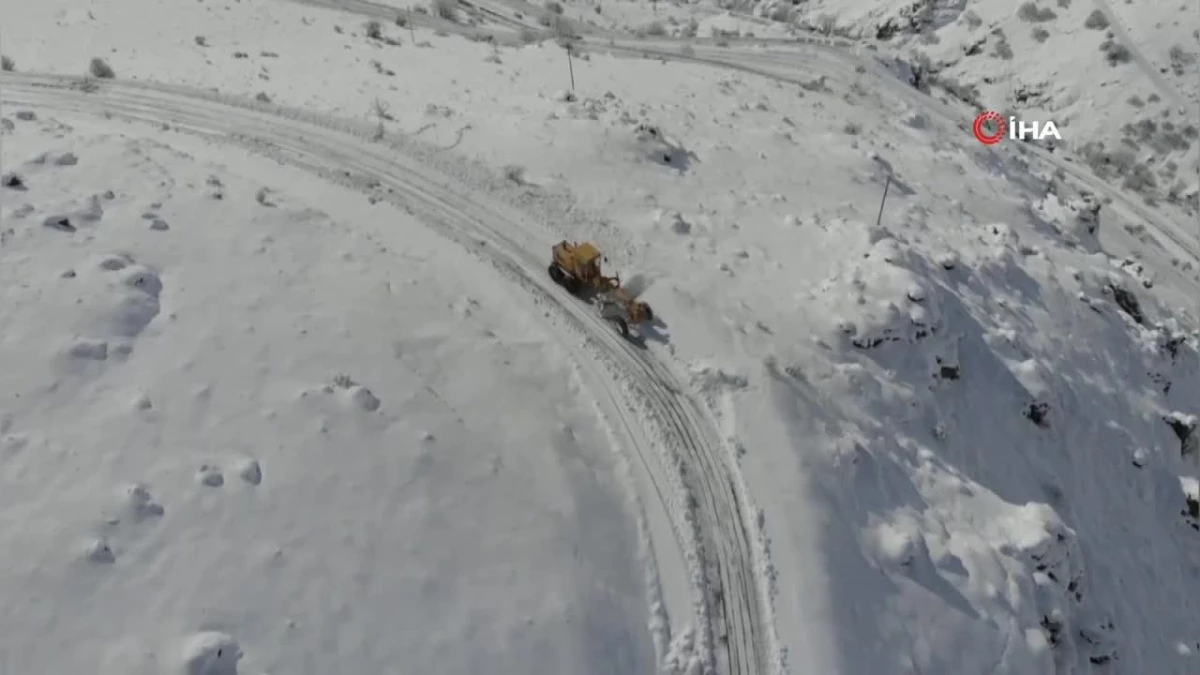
[0,108,657,675]
[734,0,1200,215]
[2,1,1199,674]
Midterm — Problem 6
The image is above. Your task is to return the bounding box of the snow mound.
[809,230,947,350]
[180,631,241,675]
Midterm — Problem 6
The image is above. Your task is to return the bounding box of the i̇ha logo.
[973,110,1061,145]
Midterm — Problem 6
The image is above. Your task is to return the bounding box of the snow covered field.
[2,1,1199,674]
[0,109,656,674]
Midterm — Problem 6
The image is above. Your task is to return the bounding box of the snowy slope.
[3,1,1200,675]
[0,100,657,674]
[725,0,1200,216]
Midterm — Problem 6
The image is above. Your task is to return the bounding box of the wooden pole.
[567,46,575,91]
[875,174,891,228]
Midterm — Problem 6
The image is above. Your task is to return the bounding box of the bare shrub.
[1127,95,1144,107]
[1133,118,1158,141]
[371,98,392,140]
[431,0,458,21]
[89,58,115,79]
[1101,39,1132,65]
[992,36,1014,60]
[934,74,983,108]
[1169,44,1196,75]
[365,19,383,39]
[1032,27,1050,43]
[195,35,207,47]
[643,21,666,36]
[0,55,13,72]
[1122,162,1158,194]
[1080,142,1137,181]
[503,164,526,184]
[1084,10,1109,29]
[1018,2,1057,22]
[543,1,563,14]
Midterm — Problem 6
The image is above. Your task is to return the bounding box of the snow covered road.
[275,0,1200,273]
[576,37,1200,269]
[0,72,773,675]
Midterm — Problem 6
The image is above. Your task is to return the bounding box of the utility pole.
[875,174,891,229]
[565,42,575,91]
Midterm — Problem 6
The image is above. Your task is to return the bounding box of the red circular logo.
[972,111,1007,145]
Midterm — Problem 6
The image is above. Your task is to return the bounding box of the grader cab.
[548,241,653,337]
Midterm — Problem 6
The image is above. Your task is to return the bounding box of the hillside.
[2,1,1198,674]
[728,0,1200,217]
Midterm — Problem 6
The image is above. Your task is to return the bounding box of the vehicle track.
[261,2,1195,665]
[8,13,1193,675]
[0,73,772,675]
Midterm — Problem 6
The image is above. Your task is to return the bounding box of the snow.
[771,0,1200,214]
[3,1,1200,674]
[0,112,654,674]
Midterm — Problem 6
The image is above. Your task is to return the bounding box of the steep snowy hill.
[716,0,1200,217]
[2,1,1199,674]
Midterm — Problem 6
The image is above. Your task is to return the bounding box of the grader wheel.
[548,263,582,295]
[612,317,630,337]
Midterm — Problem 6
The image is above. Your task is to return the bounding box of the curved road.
[6,7,1197,675]
[0,72,771,675]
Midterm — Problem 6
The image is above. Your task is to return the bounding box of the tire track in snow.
[0,74,773,675]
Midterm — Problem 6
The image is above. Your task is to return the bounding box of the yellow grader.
[548,241,653,337]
